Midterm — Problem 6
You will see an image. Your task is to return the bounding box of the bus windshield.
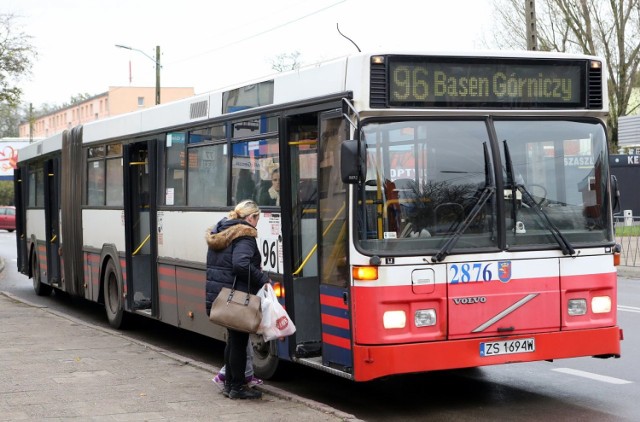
[356,118,612,255]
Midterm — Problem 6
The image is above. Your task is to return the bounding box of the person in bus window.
[235,169,256,203]
[205,200,271,400]
[259,168,280,206]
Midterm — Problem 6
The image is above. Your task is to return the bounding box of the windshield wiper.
[433,143,495,263]
[503,140,575,256]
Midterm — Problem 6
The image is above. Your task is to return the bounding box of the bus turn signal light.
[613,243,621,266]
[272,282,284,298]
[353,266,378,281]
[613,252,621,266]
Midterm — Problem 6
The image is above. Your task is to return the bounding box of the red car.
[0,206,16,232]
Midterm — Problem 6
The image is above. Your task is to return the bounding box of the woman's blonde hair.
[228,199,260,220]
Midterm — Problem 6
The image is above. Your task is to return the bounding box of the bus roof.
[18,50,606,164]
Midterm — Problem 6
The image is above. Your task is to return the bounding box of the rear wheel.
[251,334,281,379]
[31,249,52,296]
[103,259,127,329]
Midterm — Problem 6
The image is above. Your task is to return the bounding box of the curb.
[617,266,640,278]
[0,290,361,422]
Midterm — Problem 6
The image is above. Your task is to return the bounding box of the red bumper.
[352,326,622,381]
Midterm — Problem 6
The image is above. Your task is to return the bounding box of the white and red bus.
[15,51,622,381]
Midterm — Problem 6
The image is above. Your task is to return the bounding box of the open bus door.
[255,105,352,379]
[123,140,158,316]
[14,167,27,274]
[43,157,62,288]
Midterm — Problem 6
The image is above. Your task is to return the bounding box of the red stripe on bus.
[86,254,100,262]
[177,284,202,298]
[176,268,204,282]
[158,266,175,276]
[322,332,351,350]
[159,294,177,305]
[321,313,350,330]
[320,294,348,310]
[158,280,175,290]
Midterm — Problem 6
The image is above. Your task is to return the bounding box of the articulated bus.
[15,51,622,382]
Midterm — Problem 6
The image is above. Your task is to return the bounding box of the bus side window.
[258,167,280,206]
[234,169,256,202]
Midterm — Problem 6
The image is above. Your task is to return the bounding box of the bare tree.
[0,102,22,137]
[270,51,302,72]
[489,0,640,148]
[0,13,37,107]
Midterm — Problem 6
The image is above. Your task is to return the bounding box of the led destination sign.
[387,57,586,108]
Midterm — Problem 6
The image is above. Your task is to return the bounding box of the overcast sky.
[4,0,496,107]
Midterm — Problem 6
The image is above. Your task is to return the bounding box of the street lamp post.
[115,44,161,105]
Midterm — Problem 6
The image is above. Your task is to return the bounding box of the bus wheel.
[31,250,52,296]
[250,334,280,379]
[103,259,127,329]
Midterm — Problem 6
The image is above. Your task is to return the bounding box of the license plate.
[480,338,535,357]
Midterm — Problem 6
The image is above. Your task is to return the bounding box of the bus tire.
[250,334,280,379]
[31,249,52,296]
[103,259,127,329]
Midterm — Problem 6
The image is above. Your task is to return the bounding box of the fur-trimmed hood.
[206,219,257,251]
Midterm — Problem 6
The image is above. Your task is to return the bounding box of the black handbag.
[209,269,262,334]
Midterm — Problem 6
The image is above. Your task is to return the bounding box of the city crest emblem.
[498,261,512,283]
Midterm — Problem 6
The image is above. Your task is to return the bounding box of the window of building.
[138,97,144,107]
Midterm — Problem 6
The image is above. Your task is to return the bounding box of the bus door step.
[295,341,322,358]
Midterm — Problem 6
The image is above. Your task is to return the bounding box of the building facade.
[19,86,194,139]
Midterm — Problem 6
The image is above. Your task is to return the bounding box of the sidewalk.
[617,265,640,279]
[0,291,359,421]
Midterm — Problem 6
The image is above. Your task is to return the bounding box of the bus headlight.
[383,310,406,329]
[415,309,436,327]
[568,299,587,316]
[591,296,612,313]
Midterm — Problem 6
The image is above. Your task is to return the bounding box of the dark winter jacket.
[205,218,269,316]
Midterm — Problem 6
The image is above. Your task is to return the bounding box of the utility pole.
[155,46,161,105]
[115,44,161,105]
[525,0,538,51]
[29,103,34,143]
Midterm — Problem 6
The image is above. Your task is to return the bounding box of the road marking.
[618,305,640,313]
[553,368,632,384]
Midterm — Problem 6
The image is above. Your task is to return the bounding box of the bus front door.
[283,108,352,374]
[123,141,158,315]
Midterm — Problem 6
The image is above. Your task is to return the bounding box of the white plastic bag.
[257,284,296,342]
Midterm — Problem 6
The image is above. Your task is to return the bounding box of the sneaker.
[229,386,262,400]
[212,374,225,390]
[245,376,263,388]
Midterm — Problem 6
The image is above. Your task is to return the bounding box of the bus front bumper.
[352,326,622,382]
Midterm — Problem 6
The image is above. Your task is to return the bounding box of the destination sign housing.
[386,56,587,108]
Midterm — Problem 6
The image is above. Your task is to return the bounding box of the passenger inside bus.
[235,169,256,202]
[259,168,280,206]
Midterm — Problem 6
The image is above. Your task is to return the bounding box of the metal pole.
[115,44,161,105]
[525,0,538,51]
[155,46,161,105]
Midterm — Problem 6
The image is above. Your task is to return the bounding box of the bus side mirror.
[611,175,620,211]
[341,139,365,184]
